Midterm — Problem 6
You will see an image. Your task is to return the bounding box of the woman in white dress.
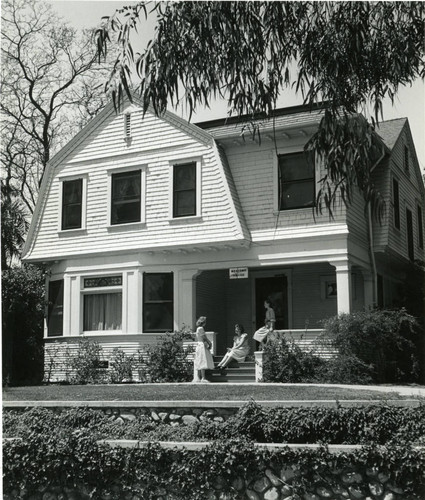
[253,299,276,347]
[193,316,214,382]
[217,324,249,369]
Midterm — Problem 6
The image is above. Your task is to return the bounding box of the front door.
[255,275,288,330]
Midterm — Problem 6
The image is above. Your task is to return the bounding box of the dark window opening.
[62,179,82,230]
[111,170,141,225]
[48,280,64,336]
[393,178,400,230]
[173,162,196,217]
[143,273,173,332]
[406,208,414,261]
[417,206,424,249]
[278,152,315,210]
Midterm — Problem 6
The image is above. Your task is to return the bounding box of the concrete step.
[208,362,256,383]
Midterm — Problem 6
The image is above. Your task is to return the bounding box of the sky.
[49,0,425,171]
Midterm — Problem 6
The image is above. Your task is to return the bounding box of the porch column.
[177,269,199,331]
[330,261,352,314]
[362,271,375,310]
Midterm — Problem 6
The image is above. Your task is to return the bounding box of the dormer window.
[111,170,141,225]
[59,175,87,232]
[169,158,202,219]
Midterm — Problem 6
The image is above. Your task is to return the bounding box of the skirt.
[253,326,269,343]
[194,342,215,370]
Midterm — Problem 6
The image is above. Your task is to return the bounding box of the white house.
[22,98,425,381]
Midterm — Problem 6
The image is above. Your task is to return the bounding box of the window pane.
[63,205,82,229]
[144,303,173,332]
[63,179,82,203]
[144,273,173,301]
[48,280,64,336]
[84,293,122,331]
[175,191,196,217]
[174,163,196,190]
[111,171,141,224]
[62,179,82,230]
[280,180,315,209]
[279,153,313,181]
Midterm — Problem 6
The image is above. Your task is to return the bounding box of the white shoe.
[201,378,210,383]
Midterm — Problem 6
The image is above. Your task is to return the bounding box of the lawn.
[3,383,422,402]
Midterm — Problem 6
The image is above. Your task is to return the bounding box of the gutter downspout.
[367,150,385,307]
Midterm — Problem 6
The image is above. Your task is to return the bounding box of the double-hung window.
[417,205,424,249]
[48,280,64,336]
[143,273,173,332]
[111,169,142,225]
[83,276,122,332]
[393,178,400,230]
[173,162,197,217]
[278,152,315,210]
[62,178,83,230]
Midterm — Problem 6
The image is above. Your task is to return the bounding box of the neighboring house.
[22,99,425,381]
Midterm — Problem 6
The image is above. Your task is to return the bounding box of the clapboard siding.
[386,127,425,261]
[291,263,337,329]
[44,333,216,383]
[25,109,249,261]
[370,157,391,249]
[222,138,347,242]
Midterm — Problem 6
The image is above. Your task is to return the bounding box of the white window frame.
[107,165,146,228]
[80,274,123,334]
[57,174,88,233]
[168,157,202,220]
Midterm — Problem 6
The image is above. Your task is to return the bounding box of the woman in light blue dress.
[193,316,214,382]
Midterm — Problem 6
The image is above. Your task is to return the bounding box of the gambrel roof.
[22,97,251,261]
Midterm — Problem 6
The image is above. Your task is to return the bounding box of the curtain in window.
[84,293,122,331]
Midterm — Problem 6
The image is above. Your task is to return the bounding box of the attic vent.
[124,113,131,141]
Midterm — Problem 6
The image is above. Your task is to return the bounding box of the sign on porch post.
[229,267,248,279]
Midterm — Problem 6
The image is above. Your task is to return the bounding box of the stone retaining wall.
[3,440,412,500]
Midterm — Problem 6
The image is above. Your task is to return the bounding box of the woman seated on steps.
[217,324,249,370]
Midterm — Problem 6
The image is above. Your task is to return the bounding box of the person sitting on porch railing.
[192,316,215,383]
[217,324,249,369]
[253,319,273,349]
